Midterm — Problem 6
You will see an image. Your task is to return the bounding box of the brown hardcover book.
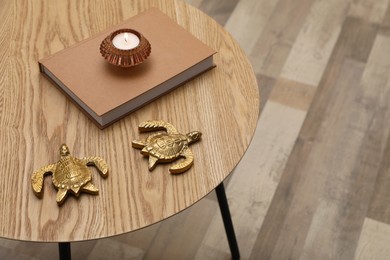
[39,8,216,128]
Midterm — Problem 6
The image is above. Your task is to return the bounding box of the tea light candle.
[112,32,140,50]
[100,28,151,67]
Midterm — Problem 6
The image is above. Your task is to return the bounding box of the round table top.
[0,0,259,242]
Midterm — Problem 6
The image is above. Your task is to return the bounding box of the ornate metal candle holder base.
[132,120,202,174]
[31,144,109,205]
[100,29,151,67]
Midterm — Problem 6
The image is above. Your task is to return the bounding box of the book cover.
[39,8,216,128]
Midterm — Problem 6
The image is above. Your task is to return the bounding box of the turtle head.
[59,144,70,157]
[187,131,202,144]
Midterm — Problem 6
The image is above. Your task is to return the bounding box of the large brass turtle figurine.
[31,144,109,205]
[132,120,202,174]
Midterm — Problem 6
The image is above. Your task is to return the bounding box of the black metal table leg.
[215,182,240,260]
[58,242,71,260]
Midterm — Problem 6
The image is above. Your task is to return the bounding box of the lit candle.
[100,28,151,67]
[112,32,140,50]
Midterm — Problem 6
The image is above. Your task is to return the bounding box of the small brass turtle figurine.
[31,144,109,205]
[132,120,202,174]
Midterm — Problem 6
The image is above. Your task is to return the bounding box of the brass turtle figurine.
[132,120,202,174]
[31,144,109,205]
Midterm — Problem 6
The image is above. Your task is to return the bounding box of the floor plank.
[354,218,390,260]
[348,0,390,24]
[268,78,315,111]
[256,74,275,113]
[280,0,350,86]
[250,16,379,260]
[198,0,239,26]
[368,131,390,224]
[249,0,315,77]
[198,101,306,259]
[224,0,278,54]
[384,3,390,26]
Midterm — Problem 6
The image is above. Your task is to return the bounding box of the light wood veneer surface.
[0,0,259,242]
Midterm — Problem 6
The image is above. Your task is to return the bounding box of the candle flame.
[124,33,129,43]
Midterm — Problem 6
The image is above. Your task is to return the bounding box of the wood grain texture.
[4,0,390,259]
[0,0,259,242]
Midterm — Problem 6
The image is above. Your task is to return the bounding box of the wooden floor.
[2,0,390,259]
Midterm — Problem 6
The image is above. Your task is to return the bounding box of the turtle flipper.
[31,164,56,196]
[170,147,194,174]
[83,156,109,178]
[148,156,159,171]
[56,188,68,205]
[81,182,99,194]
[132,139,147,149]
[139,120,178,134]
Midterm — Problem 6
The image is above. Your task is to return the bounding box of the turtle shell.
[146,133,188,160]
[52,156,92,190]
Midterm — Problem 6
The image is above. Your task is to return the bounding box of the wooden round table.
[0,0,259,259]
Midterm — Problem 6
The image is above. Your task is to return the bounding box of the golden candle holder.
[100,29,151,68]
